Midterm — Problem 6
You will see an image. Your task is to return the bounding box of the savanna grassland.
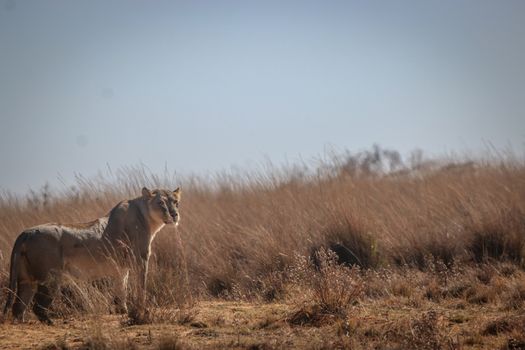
[1,147,525,350]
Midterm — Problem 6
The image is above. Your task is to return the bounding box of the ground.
[1,300,523,349]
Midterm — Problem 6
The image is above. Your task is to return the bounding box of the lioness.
[3,187,181,324]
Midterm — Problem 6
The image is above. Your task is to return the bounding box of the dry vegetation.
[1,146,525,349]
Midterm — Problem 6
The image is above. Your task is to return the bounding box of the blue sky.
[1,1,524,194]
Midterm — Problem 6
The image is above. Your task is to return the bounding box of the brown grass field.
[1,147,525,349]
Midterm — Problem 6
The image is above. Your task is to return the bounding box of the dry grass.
[1,147,525,348]
[287,249,363,326]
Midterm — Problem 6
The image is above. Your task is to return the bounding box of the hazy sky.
[1,1,524,194]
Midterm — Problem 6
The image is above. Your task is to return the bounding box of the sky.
[1,0,524,194]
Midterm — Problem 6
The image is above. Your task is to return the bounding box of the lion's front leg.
[140,257,149,302]
[114,270,129,314]
[132,254,149,304]
[33,272,61,325]
[33,283,56,325]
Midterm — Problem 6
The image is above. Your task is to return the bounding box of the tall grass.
[1,147,524,313]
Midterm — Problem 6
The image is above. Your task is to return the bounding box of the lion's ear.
[142,187,153,198]
[173,187,181,199]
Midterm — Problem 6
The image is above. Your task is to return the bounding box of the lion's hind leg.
[12,281,35,323]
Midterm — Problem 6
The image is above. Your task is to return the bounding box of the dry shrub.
[206,276,233,298]
[390,278,415,298]
[124,293,197,326]
[406,311,444,350]
[313,217,380,269]
[502,334,525,350]
[466,284,497,305]
[79,325,139,350]
[363,268,424,299]
[363,269,394,298]
[157,334,194,350]
[120,264,159,325]
[306,249,363,315]
[392,238,459,271]
[124,299,152,326]
[384,311,456,350]
[420,262,524,305]
[287,303,335,327]
[288,249,363,326]
[39,338,69,350]
[425,278,442,302]
[476,264,496,284]
[441,281,469,299]
[242,270,287,302]
[502,277,525,310]
[483,314,525,336]
[499,262,519,277]
[467,207,525,265]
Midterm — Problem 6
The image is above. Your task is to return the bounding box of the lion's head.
[142,187,181,225]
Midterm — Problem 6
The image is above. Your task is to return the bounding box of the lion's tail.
[3,233,27,316]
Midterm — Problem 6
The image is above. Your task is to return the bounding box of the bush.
[288,249,363,325]
[312,217,380,269]
[467,208,525,265]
